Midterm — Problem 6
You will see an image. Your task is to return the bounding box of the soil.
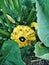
[25,56,49,65]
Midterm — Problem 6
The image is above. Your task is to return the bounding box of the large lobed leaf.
[36,0,49,17]
[36,0,49,47]
[0,39,26,65]
[35,0,49,60]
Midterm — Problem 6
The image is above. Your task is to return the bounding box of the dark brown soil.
[25,56,49,65]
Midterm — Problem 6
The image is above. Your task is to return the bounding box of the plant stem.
[0,18,6,30]
[12,0,19,13]
[27,8,35,24]
[0,29,10,37]
[0,0,12,31]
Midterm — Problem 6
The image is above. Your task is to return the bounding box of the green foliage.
[21,45,34,58]
[0,0,36,45]
[36,0,49,47]
[0,39,26,65]
[0,0,38,64]
[34,42,49,56]
[21,41,36,63]
[34,42,49,60]
[34,0,49,61]
[36,0,49,17]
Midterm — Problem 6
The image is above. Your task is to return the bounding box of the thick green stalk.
[0,29,10,37]
[4,0,9,8]
[18,0,22,19]
[12,0,19,13]
[9,0,15,10]
[8,0,18,15]
[12,0,22,17]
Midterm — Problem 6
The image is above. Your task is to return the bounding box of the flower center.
[19,37,26,42]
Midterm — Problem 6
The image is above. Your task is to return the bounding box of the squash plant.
[0,0,37,65]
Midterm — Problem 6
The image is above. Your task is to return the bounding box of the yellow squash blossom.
[11,25,36,48]
[31,22,38,30]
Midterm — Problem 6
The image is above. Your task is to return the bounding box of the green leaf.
[0,39,26,65]
[0,29,10,37]
[34,42,49,56]
[34,42,49,60]
[36,0,49,17]
[36,0,49,47]
[40,53,49,60]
